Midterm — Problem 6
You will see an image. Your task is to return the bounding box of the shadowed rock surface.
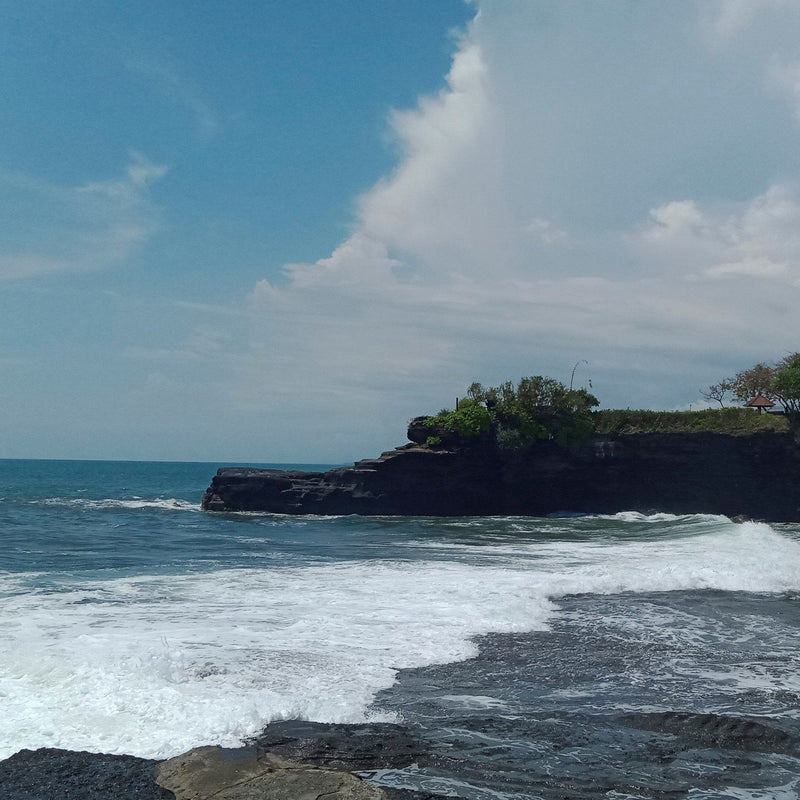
[620,712,799,754]
[0,745,387,800]
[203,428,800,520]
[0,747,173,800]
[250,721,475,800]
[251,721,428,772]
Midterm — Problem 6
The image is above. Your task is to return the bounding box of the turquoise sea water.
[2,459,800,798]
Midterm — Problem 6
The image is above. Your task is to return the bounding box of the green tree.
[730,363,779,403]
[710,353,800,433]
[772,357,800,428]
[466,375,599,449]
[425,399,494,439]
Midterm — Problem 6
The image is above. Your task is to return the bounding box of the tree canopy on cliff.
[467,377,599,448]
[773,357,800,420]
[424,375,599,450]
[704,353,800,411]
[703,353,800,436]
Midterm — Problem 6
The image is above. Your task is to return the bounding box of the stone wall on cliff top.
[202,427,800,521]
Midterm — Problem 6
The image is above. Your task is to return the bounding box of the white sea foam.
[0,561,555,759]
[1,519,799,760]
[688,782,800,799]
[597,511,728,524]
[39,497,202,511]
[439,694,509,711]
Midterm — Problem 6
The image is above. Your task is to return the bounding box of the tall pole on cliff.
[570,360,588,391]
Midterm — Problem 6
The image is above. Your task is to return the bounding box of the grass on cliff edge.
[594,407,789,435]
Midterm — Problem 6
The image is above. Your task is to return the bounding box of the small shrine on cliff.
[744,395,776,414]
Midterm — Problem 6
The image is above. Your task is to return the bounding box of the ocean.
[1,458,799,799]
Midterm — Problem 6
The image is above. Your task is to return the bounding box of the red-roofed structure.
[745,395,776,414]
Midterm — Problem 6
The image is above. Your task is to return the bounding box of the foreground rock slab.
[155,745,385,800]
[0,747,171,800]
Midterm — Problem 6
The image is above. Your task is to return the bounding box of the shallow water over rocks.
[255,590,800,799]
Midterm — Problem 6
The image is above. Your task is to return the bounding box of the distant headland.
[203,358,800,521]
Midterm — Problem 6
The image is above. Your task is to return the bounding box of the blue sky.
[3,1,800,462]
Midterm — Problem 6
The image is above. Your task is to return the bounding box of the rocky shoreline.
[0,739,393,800]
[0,722,448,800]
[202,423,800,521]
[5,710,797,800]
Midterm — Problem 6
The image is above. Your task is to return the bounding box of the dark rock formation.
[202,428,800,520]
[0,747,173,800]
[620,712,799,754]
[251,720,428,773]
[0,744,387,800]
[250,720,473,800]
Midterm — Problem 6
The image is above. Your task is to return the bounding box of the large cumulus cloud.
[212,1,800,459]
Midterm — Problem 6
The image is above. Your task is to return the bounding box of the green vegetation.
[423,376,599,450]
[595,407,788,435]
[421,358,800,451]
[773,357,800,421]
[704,353,800,410]
[468,376,599,449]
[704,352,800,435]
[424,398,494,438]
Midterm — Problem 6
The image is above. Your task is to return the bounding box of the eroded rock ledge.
[203,427,800,521]
[155,745,385,800]
[0,744,387,800]
[0,722,442,800]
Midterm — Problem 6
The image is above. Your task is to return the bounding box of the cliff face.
[202,431,800,521]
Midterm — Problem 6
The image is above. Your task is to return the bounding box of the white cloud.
[632,184,800,284]
[0,254,67,282]
[525,218,567,246]
[0,154,165,281]
[768,58,800,125]
[704,0,789,41]
[125,57,220,139]
[705,254,792,279]
[278,234,401,291]
[357,40,517,278]
[171,2,800,458]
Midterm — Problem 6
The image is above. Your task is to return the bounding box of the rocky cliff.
[202,424,800,521]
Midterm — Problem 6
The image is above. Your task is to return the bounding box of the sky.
[3,0,800,463]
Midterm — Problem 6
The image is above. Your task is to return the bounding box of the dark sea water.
[1,459,799,799]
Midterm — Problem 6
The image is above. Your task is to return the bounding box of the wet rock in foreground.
[251,720,428,772]
[0,747,172,800]
[620,711,799,754]
[155,745,385,800]
[251,721,449,800]
[0,743,388,800]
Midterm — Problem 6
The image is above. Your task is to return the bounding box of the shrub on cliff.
[418,376,598,450]
[594,407,789,435]
[424,399,494,445]
[466,376,599,449]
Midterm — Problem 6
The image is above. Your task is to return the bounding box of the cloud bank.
[0,154,165,282]
[201,2,800,460]
[78,1,796,461]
